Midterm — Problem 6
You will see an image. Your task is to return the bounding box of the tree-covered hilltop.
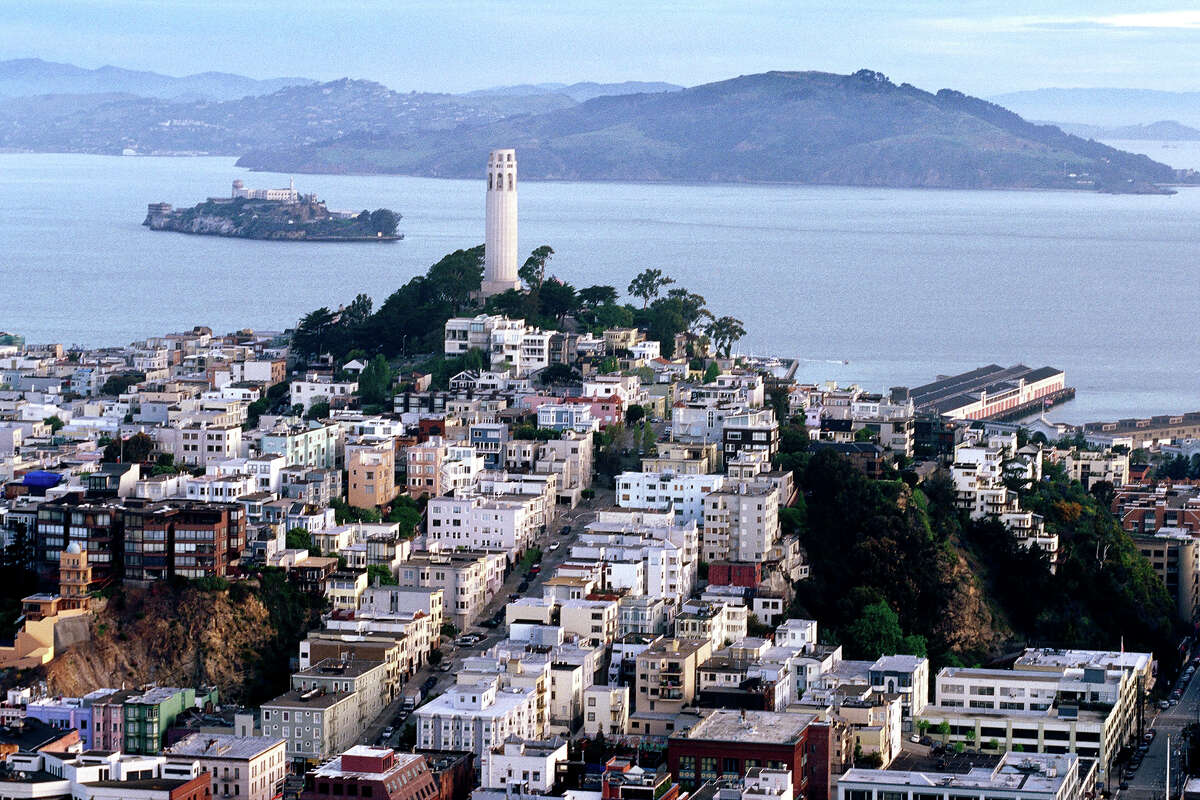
[144,196,400,241]
[287,245,745,373]
[775,417,1182,668]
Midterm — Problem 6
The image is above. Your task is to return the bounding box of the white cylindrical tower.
[481,148,520,297]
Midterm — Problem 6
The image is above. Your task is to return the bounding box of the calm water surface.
[1,153,1198,424]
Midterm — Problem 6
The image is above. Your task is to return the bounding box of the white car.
[549,542,560,551]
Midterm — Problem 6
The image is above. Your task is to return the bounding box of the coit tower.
[481,148,520,297]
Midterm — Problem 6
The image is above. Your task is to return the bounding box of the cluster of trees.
[778,437,1181,667]
[789,449,953,660]
[329,496,422,536]
[289,247,747,367]
[291,246,485,363]
[1154,453,1200,480]
[101,371,145,397]
[963,460,1178,660]
[0,523,39,637]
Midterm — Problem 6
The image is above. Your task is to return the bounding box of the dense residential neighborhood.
[0,152,1197,800]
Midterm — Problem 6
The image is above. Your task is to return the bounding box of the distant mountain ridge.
[0,60,1184,192]
[0,78,576,155]
[1046,120,1200,142]
[991,87,1200,128]
[0,58,314,101]
[238,70,1179,192]
[466,80,683,102]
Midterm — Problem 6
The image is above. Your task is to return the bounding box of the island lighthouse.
[480,149,520,297]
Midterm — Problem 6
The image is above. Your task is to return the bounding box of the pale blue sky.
[3,1,1200,95]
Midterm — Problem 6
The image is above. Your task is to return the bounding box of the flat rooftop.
[296,658,383,678]
[840,752,1079,795]
[1014,648,1152,673]
[262,689,354,710]
[672,710,815,745]
[167,733,284,760]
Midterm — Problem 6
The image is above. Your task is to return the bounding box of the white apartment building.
[615,470,726,524]
[443,445,487,494]
[478,471,557,531]
[210,454,286,493]
[290,372,357,412]
[559,598,620,647]
[674,599,748,649]
[1059,448,1130,491]
[480,738,568,793]
[923,664,1139,789]
[869,654,930,719]
[259,419,341,469]
[537,403,598,433]
[582,684,629,736]
[184,472,255,503]
[574,511,699,603]
[671,400,742,446]
[618,595,672,637]
[702,484,780,563]
[416,676,541,754]
[445,314,506,356]
[953,437,1058,559]
[426,493,541,557]
[583,374,643,406]
[630,340,661,361]
[775,619,819,650]
[398,551,507,628]
[172,423,243,467]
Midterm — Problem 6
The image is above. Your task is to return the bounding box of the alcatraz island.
[144,178,402,241]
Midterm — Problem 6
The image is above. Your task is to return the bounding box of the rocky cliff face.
[932,550,1007,656]
[42,580,316,704]
[145,212,240,236]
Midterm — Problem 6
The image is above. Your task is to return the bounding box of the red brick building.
[301,746,438,800]
[706,561,761,588]
[667,710,830,800]
[418,750,475,800]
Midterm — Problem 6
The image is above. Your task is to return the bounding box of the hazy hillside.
[467,80,683,101]
[0,78,574,155]
[239,70,1178,192]
[1050,120,1200,142]
[0,58,313,101]
[992,87,1200,128]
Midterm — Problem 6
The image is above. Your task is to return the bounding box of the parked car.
[909,734,921,743]
[1159,700,1171,709]
[383,726,394,737]
[1145,731,1157,742]
[438,661,453,672]
[518,581,530,592]
[560,525,572,535]
[549,542,560,551]
[421,676,437,693]
[508,592,521,601]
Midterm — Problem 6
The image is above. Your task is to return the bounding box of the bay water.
[2,153,1199,424]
